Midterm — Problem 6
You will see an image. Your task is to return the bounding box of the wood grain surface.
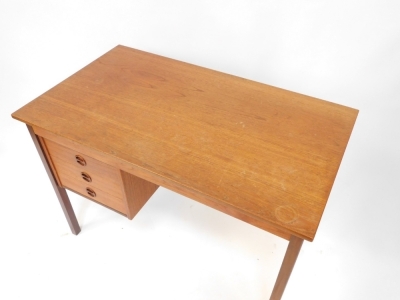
[12,45,358,241]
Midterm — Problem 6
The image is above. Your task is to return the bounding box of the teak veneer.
[12,45,358,299]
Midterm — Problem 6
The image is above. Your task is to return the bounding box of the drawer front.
[61,175,127,214]
[43,138,126,214]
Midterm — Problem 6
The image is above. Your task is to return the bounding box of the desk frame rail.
[28,123,304,300]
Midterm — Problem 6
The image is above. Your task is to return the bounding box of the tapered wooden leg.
[270,235,304,300]
[27,125,81,235]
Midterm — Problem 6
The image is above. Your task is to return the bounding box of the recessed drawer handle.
[81,172,92,182]
[86,187,96,197]
[75,155,86,166]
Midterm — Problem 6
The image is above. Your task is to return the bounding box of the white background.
[1,1,400,299]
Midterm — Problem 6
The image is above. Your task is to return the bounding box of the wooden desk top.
[12,45,358,241]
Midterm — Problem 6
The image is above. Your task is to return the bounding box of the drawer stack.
[43,139,127,215]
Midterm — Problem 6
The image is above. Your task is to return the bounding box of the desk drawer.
[61,175,127,214]
[43,138,126,214]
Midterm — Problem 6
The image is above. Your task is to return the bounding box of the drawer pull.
[86,187,96,197]
[81,172,92,182]
[75,155,86,166]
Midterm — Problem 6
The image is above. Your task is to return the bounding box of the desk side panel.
[120,170,159,220]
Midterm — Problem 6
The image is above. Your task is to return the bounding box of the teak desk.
[12,45,358,299]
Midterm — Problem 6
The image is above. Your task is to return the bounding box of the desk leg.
[27,125,81,235]
[270,235,303,300]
